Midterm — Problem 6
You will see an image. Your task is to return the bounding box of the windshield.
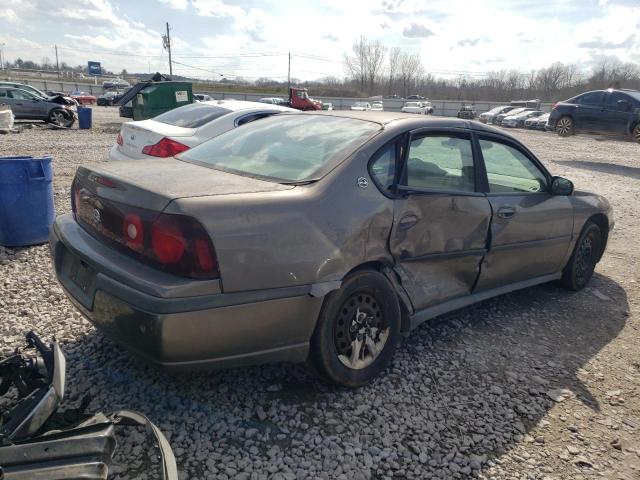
[405,102,420,107]
[178,115,381,182]
[353,102,368,107]
[153,103,231,128]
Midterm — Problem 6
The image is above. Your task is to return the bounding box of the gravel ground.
[0,108,638,480]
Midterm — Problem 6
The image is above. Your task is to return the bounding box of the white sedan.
[401,101,428,114]
[371,101,384,111]
[350,102,371,111]
[110,100,294,160]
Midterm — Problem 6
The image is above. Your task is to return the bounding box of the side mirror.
[551,176,574,196]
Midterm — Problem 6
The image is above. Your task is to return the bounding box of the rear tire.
[633,123,640,144]
[561,222,602,291]
[309,271,401,387]
[556,116,574,137]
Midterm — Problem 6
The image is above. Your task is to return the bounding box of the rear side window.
[605,92,633,111]
[153,103,231,128]
[577,92,605,106]
[404,135,475,192]
[370,142,397,192]
[479,139,548,193]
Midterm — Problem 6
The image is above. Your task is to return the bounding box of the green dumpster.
[131,81,193,120]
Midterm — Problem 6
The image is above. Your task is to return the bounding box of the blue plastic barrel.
[0,156,55,246]
[77,106,92,129]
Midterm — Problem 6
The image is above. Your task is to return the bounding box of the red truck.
[288,87,322,110]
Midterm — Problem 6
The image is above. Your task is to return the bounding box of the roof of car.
[200,99,294,112]
[297,110,509,135]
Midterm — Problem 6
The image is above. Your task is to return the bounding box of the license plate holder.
[61,248,97,309]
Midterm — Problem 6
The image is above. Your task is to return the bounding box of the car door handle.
[497,206,516,219]
[398,214,419,231]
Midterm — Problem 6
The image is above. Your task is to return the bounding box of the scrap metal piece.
[0,332,178,480]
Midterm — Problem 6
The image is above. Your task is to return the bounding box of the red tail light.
[149,213,218,278]
[116,132,123,146]
[152,215,186,264]
[552,103,557,110]
[141,137,190,157]
[73,176,218,279]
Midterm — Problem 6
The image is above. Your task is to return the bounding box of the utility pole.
[287,51,291,90]
[0,43,4,73]
[54,44,60,80]
[162,22,173,77]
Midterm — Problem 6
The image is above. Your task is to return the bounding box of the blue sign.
[88,61,101,76]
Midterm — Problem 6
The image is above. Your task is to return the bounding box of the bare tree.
[398,52,422,97]
[387,47,401,95]
[364,40,387,95]
[344,36,368,92]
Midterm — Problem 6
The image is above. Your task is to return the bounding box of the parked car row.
[50,104,613,388]
[476,89,640,142]
[524,112,551,131]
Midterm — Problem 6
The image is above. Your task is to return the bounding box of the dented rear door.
[389,129,491,312]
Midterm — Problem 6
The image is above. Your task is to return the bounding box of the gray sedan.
[0,87,76,126]
[50,112,613,387]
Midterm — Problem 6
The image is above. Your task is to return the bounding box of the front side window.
[179,115,381,182]
[479,139,548,193]
[404,135,475,192]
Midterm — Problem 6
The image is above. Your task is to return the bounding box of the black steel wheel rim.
[575,232,596,283]
[334,293,389,370]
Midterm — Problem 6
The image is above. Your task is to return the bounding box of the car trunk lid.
[76,158,293,212]
[118,120,195,159]
[72,160,293,275]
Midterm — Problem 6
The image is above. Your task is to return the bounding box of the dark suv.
[548,89,640,142]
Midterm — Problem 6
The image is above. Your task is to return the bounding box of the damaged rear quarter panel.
[164,149,396,293]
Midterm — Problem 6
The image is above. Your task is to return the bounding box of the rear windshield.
[153,103,231,128]
[625,90,640,103]
[178,114,381,182]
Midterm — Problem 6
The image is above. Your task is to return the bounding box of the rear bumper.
[49,214,323,370]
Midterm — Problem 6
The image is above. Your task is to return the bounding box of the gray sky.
[1,0,639,81]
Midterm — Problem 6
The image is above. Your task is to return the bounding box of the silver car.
[50,112,613,387]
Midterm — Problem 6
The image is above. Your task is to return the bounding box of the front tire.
[48,109,74,127]
[561,222,602,291]
[633,124,640,144]
[309,271,401,387]
[556,116,574,137]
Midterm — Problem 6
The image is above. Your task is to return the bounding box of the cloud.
[321,33,339,42]
[402,23,434,38]
[578,35,635,49]
[0,9,19,22]
[159,0,188,9]
[190,0,243,18]
[457,38,480,47]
